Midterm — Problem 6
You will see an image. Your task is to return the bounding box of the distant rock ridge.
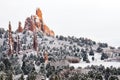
[23,8,55,36]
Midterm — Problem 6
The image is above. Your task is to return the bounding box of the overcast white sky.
[0,0,120,47]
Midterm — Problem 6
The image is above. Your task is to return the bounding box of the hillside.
[0,8,119,80]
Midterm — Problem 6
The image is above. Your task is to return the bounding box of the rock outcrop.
[8,21,14,55]
[17,22,23,32]
[24,8,55,36]
[36,8,43,20]
[24,16,36,32]
[49,30,55,37]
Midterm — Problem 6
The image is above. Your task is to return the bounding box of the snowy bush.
[101,53,108,60]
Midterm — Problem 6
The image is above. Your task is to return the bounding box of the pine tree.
[0,73,5,80]
[101,53,108,60]
[5,71,13,80]
[54,75,60,80]
[0,62,5,71]
[18,74,24,80]
[109,75,119,80]
[9,72,13,80]
[89,49,94,56]
[27,72,36,80]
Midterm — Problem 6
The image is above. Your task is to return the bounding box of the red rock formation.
[36,8,43,20]
[17,22,23,32]
[43,24,55,36]
[24,8,55,36]
[43,24,50,35]
[33,31,38,51]
[49,30,55,37]
[8,21,14,55]
[24,17,36,32]
[33,15,42,30]
[44,51,48,63]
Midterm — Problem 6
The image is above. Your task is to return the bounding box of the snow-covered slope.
[0,28,120,80]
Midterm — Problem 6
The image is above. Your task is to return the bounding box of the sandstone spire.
[24,8,55,36]
[8,21,13,55]
[33,30,38,51]
[36,8,43,20]
[17,21,23,32]
[44,51,48,63]
[17,35,20,54]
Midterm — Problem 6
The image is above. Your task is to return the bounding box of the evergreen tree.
[95,73,103,80]
[82,53,88,62]
[5,71,13,80]
[54,75,60,80]
[3,58,11,70]
[0,62,5,71]
[97,47,103,53]
[89,49,94,56]
[49,74,60,80]
[18,74,24,80]
[101,53,108,60]
[92,57,94,61]
[109,75,119,80]
[0,73,5,80]
[27,71,36,80]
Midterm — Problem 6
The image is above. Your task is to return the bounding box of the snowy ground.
[70,61,120,69]
[70,53,120,68]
